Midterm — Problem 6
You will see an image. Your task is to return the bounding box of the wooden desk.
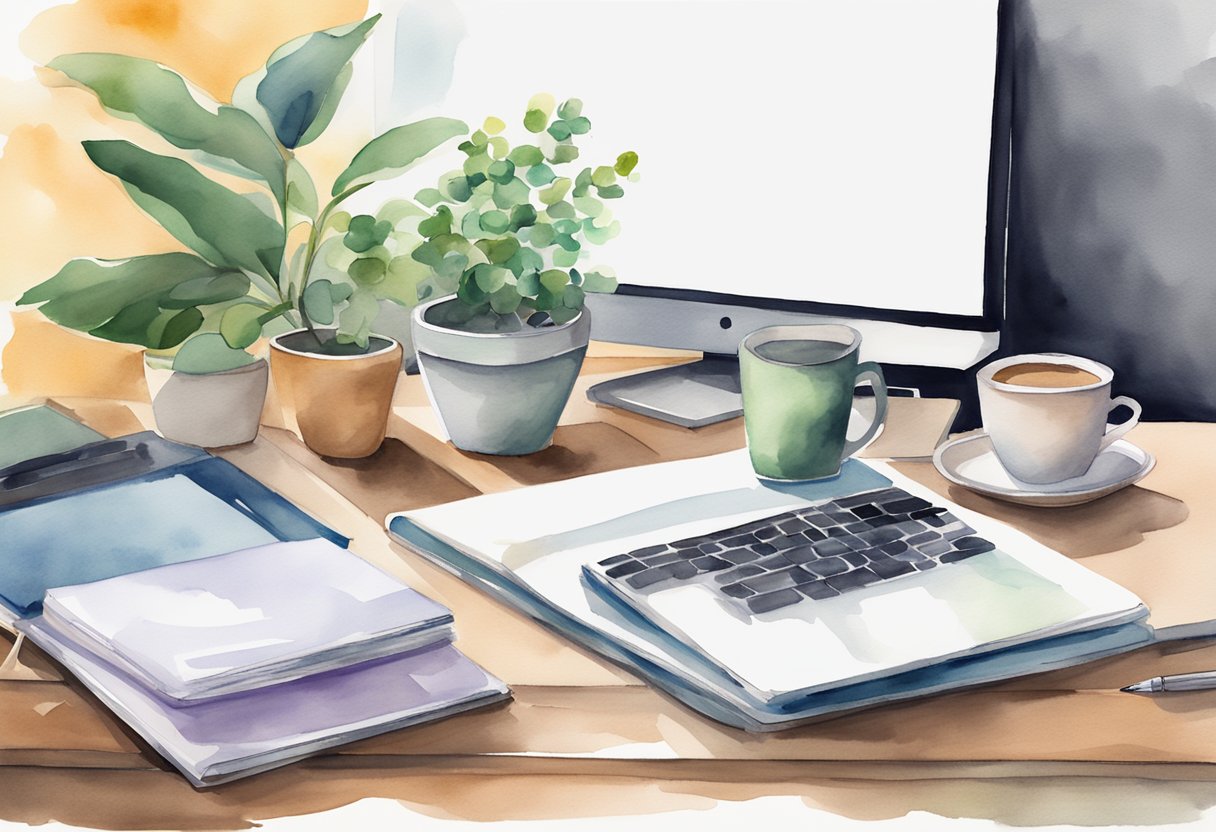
[4,354,1216,829]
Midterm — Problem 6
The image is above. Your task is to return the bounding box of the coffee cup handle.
[842,362,888,459]
[1098,395,1141,452]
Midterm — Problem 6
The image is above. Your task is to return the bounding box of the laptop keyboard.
[590,486,996,616]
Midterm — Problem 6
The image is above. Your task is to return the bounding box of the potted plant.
[409,95,639,455]
[16,15,465,455]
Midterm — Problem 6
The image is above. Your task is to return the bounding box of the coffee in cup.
[976,353,1141,484]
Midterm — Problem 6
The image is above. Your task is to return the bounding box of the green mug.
[739,324,888,481]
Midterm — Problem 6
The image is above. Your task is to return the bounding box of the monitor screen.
[374,0,1006,369]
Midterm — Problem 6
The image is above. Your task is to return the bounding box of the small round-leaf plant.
[412,94,639,333]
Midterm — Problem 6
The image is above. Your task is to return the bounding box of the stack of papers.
[19,538,509,786]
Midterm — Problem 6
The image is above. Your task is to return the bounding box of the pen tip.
[1120,680,1152,694]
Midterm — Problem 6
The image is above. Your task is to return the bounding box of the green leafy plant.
[412,93,638,333]
[18,15,466,370]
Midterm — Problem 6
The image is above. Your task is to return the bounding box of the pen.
[1121,670,1216,694]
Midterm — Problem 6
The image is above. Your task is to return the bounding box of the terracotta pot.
[268,330,403,458]
[411,298,590,455]
[144,358,268,448]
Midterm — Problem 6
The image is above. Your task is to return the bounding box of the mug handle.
[842,362,888,459]
[1098,395,1141,452]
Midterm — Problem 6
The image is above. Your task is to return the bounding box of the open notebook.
[388,450,1151,730]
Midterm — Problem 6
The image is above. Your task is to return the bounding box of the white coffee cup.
[976,353,1141,484]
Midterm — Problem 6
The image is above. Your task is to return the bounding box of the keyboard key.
[781,544,821,565]
[835,492,880,509]
[626,566,678,589]
[880,539,909,555]
[629,544,671,558]
[777,518,809,534]
[803,556,849,577]
[869,556,917,580]
[698,541,724,554]
[842,551,868,567]
[715,563,764,583]
[755,526,781,541]
[692,555,732,572]
[755,553,792,570]
[858,527,902,546]
[741,567,802,594]
[750,542,778,556]
[771,534,807,550]
[719,548,760,565]
[882,496,933,514]
[803,527,827,542]
[906,531,940,546]
[599,554,632,566]
[796,580,841,600]
[606,560,646,578]
[812,538,851,557]
[747,588,803,614]
[953,536,995,552]
[722,533,757,548]
[910,507,947,521]
[918,539,952,557]
[643,552,684,567]
[850,503,883,519]
[671,535,713,548]
[825,567,881,592]
[941,548,984,564]
[720,582,756,599]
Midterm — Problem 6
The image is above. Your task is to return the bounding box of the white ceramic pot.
[411,298,591,455]
[144,358,268,448]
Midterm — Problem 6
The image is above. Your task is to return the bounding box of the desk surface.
[4,352,1216,829]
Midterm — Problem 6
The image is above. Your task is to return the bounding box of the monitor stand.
[585,355,743,428]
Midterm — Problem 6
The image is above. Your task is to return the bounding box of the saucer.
[932,433,1155,507]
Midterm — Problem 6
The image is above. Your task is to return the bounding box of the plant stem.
[296,182,372,336]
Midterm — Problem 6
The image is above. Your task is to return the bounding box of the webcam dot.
[719,317,732,329]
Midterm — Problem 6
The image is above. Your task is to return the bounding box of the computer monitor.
[375,0,1011,426]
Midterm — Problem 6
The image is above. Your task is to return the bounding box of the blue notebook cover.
[0,431,346,618]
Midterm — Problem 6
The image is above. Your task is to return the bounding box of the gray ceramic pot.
[412,298,590,455]
[144,358,268,448]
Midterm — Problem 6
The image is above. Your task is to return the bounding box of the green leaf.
[523,108,548,133]
[302,279,338,325]
[159,307,205,348]
[416,188,446,208]
[83,140,284,279]
[487,159,516,184]
[547,200,576,220]
[335,289,376,347]
[550,144,579,164]
[615,150,639,176]
[172,333,257,374]
[528,223,556,247]
[479,210,509,234]
[558,98,583,120]
[418,206,453,238]
[582,270,618,293]
[507,145,544,166]
[476,236,520,265]
[526,163,555,187]
[509,203,537,231]
[597,184,625,199]
[285,158,318,220]
[88,298,162,345]
[492,177,531,210]
[539,177,571,206]
[163,272,250,308]
[296,61,353,148]
[473,264,510,293]
[344,214,391,252]
[349,257,387,285]
[254,16,379,148]
[591,166,617,187]
[219,302,265,349]
[489,284,522,315]
[19,253,245,334]
[517,271,541,297]
[567,116,591,135]
[332,117,468,195]
[547,120,572,142]
[48,53,286,202]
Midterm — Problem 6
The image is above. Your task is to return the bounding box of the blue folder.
[0,429,347,618]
